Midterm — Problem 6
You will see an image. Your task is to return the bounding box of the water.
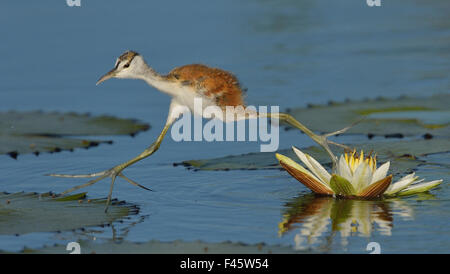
[0,0,449,253]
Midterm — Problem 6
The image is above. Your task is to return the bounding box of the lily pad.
[19,239,301,254]
[0,192,139,235]
[177,138,450,175]
[286,94,450,137]
[0,111,150,158]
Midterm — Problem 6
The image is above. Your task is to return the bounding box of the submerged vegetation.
[0,111,149,158]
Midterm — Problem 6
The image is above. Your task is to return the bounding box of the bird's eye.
[124,63,130,68]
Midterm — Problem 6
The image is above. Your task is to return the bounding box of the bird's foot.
[310,123,355,171]
[322,124,354,150]
[47,165,152,212]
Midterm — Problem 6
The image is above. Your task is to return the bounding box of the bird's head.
[96,50,146,85]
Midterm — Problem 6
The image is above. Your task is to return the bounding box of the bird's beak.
[96,68,117,85]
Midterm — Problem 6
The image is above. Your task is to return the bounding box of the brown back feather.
[166,64,245,107]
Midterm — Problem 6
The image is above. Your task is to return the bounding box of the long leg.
[262,112,353,172]
[48,100,186,212]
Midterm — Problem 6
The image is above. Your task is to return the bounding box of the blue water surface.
[0,0,449,253]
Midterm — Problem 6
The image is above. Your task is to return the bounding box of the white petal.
[397,180,443,196]
[352,161,373,192]
[292,146,330,185]
[398,172,416,182]
[337,155,353,182]
[370,161,390,185]
[385,175,418,196]
[305,154,332,185]
[292,146,310,166]
[276,153,332,192]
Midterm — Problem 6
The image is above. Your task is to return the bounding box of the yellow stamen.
[368,157,374,172]
[350,155,355,172]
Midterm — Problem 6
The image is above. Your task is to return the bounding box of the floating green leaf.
[178,139,450,175]
[18,239,302,254]
[0,192,138,235]
[0,111,150,158]
[286,94,450,137]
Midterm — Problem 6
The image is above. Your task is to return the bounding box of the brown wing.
[166,64,245,107]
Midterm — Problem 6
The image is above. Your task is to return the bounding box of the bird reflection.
[278,193,425,250]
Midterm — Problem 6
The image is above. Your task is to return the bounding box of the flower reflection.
[278,193,421,250]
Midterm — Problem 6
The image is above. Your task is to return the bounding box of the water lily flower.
[276,147,442,198]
